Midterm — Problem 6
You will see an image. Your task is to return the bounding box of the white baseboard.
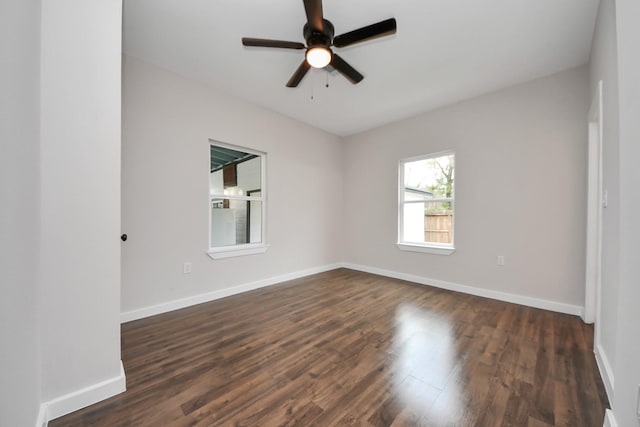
[595,343,615,403]
[122,262,585,324]
[35,404,47,427]
[603,409,618,427]
[120,263,342,323]
[342,263,584,317]
[39,360,126,426]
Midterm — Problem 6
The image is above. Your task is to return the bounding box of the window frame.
[207,140,268,260]
[397,150,456,256]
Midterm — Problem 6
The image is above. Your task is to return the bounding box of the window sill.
[207,244,270,260]
[397,243,455,256]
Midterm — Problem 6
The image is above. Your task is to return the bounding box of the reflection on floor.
[391,303,461,424]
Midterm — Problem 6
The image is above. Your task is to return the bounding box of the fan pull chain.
[326,71,329,88]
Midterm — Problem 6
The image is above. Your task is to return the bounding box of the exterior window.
[398,152,455,255]
[208,141,268,259]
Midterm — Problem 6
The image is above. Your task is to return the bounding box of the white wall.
[343,67,589,309]
[121,56,344,315]
[589,4,640,425]
[38,0,123,406]
[610,1,640,425]
[589,0,620,402]
[0,0,41,425]
[1,0,124,423]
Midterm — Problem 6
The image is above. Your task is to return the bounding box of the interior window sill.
[397,243,455,256]
[207,244,270,260]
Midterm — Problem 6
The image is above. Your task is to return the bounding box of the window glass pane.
[400,152,454,249]
[211,198,262,247]
[403,201,453,245]
[404,188,433,201]
[234,156,262,195]
[248,200,262,244]
[403,202,426,242]
[210,169,224,195]
[210,142,265,251]
[404,154,454,200]
[210,146,261,196]
[425,202,453,244]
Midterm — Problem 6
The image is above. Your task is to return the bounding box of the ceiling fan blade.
[333,18,397,48]
[286,60,312,87]
[330,53,363,84]
[242,38,306,49]
[303,0,324,32]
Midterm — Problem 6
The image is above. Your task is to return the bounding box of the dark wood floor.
[51,269,608,426]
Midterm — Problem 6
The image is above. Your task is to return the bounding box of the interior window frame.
[207,140,269,260]
[397,150,456,256]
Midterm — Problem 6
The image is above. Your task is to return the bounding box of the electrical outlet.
[497,255,505,266]
[183,262,192,274]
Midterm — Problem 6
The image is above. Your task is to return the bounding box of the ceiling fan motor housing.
[304,19,334,48]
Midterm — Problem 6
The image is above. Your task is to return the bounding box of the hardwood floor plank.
[530,345,555,425]
[473,379,510,427]
[50,269,609,426]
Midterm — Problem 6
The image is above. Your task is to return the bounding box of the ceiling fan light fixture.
[306,47,331,68]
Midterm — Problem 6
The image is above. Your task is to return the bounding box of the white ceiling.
[123,0,599,136]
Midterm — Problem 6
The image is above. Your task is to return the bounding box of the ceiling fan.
[241,0,397,87]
